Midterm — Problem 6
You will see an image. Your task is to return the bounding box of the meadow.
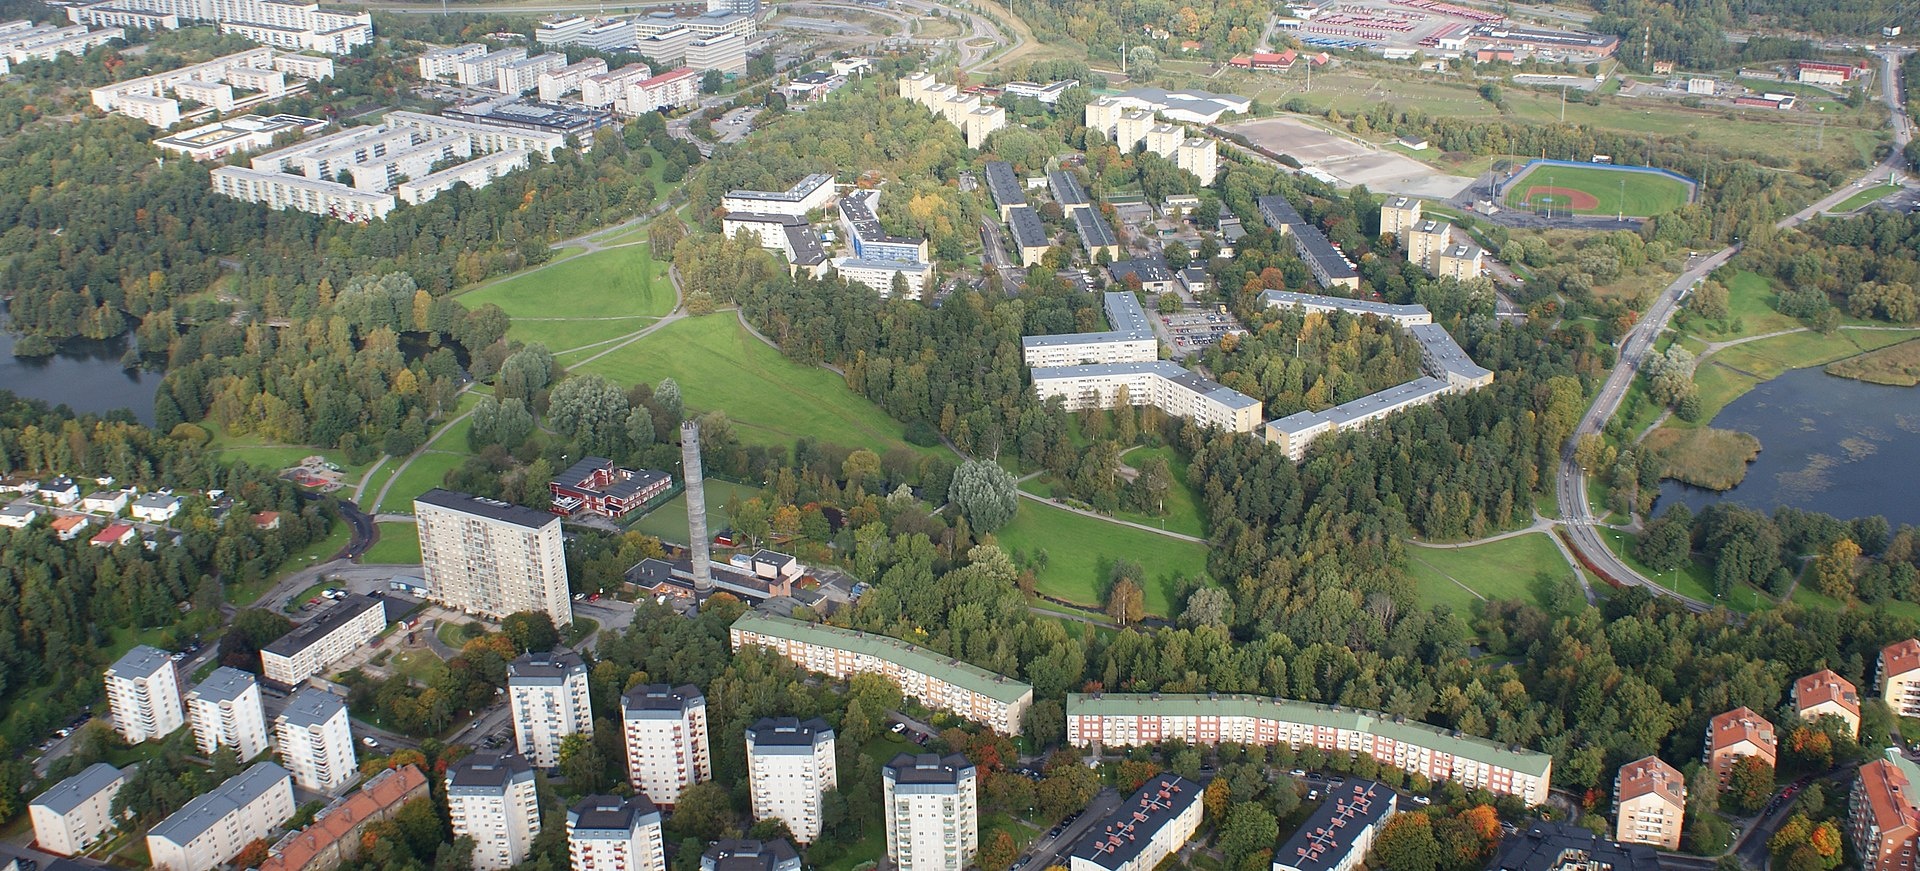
[1405,533,1582,612]
[991,499,1209,617]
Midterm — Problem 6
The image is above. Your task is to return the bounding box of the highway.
[1554,48,1913,609]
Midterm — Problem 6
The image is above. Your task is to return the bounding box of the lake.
[0,307,157,423]
[1655,367,1920,527]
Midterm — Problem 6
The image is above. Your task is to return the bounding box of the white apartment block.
[275,688,356,794]
[633,11,754,40]
[68,6,177,29]
[883,753,978,871]
[509,651,593,769]
[187,667,270,762]
[1379,196,1422,239]
[30,763,129,857]
[538,57,607,101]
[746,718,837,844]
[722,173,834,217]
[457,47,526,87]
[1614,756,1685,851]
[447,754,541,871]
[385,110,565,158]
[211,165,395,221]
[831,258,932,300]
[1066,693,1553,804]
[0,22,123,64]
[418,43,485,80]
[635,27,694,67]
[581,62,653,109]
[1031,360,1265,434]
[730,613,1033,735]
[414,489,573,624]
[1138,122,1217,185]
[259,593,387,686]
[896,70,1004,146]
[1069,776,1204,871]
[534,14,590,44]
[147,763,295,871]
[1020,292,1159,368]
[621,685,711,806]
[623,67,699,115]
[537,16,635,52]
[568,795,665,871]
[397,149,530,205]
[154,113,327,161]
[90,47,332,127]
[66,0,369,53]
[497,52,565,95]
[686,32,744,74]
[106,645,185,744]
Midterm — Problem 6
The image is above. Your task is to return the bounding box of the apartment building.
[635,27,695,67]
[1272,780,1395,871]
[721,212,828,275]
[106,645,185,744]
[90,47,330,127]
[1066,693,1554,803]
[830,258,932,299]
[538,57,607,101]
[624,67,699,114]
[687,32,745,74]
[187,667,269,762]
[621,685,711,806]
[1255,195,1360,290]
[146,763,295,871]
[418,43,484,80]
[1489,822,1659,871]
[746,718,836,843]
[896,69,1005,145]
[0,22,122,64]
[1006,205,1051,266]
[1883,640,1920,718]
[1072,208,1120,261]
[210,165,395,221]
[568,795,665,871]
[839,189,929,263]
[883,753,978,871]
[63,0,369,53]
[1379,196,1422,239]
[68,6,176,28]
[1795,669,1862,739]
[275,688,357,794]
[1434,244,1485,281]
[701,839,801,871]
[1031,361,1265,433]
[1852,758,1920,871]
[396,149,529,205]
[1021,292,1158,368]
[984,160,1025,219]
[154,113,328,161]
[1705,707,1776,788]
[260,594,387,686]
[1068,775,1204,871]
[581,62,654,109]
[448,754,541,871]
[509,651,593,768]
[496,52,565,95]
[1406,220,1450,269]
[1141,123,1216,185]
[1614,757,1685,851]
[730,613,1034,735]
[1048,168,1091,215]
[456,47,526,86]
[30,763,128,856]
[258,765,430,871]
[415,489,572,625]
[536,15,638,51]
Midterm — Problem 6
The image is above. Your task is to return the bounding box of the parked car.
[1412,795,1432,806]
[889,722,907,734]
[361,736,380,748]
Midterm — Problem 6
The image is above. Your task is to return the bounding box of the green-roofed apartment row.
[730,612,1033,735]
[1067,692,1553,803]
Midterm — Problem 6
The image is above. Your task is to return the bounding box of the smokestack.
[681,420,711,591]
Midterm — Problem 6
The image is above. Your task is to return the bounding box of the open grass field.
[1831,183,1902,213]
[1791,581,1920,622]
[1827,338,1920,386]
[576,315,935,456]
[990,499,1209,617]
[376,451,467,514]
[389,649,448,686]
[459,244,673,352]
[629,479,762,545]
[1685,328,1920,423]
[363,523,421,565]
[206,427,365,478]
[1683,270,1802,341]
[1643,427,1762,490]
[1502,164,1693,217]
[1596,527,1771,611]
[1115,446,1208,538]
[1405,533,1582,612]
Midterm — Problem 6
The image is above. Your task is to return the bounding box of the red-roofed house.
[1882,640,1920,717]
[252,511,283,530]
[1795,668,1861,738]
[1796,60,1860,86]
[258,765,430,871]
[90,522,138,548]
[1615,756,1685,850]
[49,515,90,541]
[1705,707,1776,787]
[1850,759,1920,871]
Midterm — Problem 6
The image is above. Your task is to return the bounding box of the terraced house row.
[1064,693,1552,803]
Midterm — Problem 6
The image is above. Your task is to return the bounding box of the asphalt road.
[1554,49,1914,607]
[1019,787,1123,870]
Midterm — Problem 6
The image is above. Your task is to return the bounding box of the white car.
[890,722,907,734]
[361,736,380,748]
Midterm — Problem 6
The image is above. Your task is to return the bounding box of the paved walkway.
[1407,514,1598,603]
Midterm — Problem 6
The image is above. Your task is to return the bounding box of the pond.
[0,306,157,424]
[1655,367,1920,527]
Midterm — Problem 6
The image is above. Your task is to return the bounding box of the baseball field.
[1502,163,1695,218]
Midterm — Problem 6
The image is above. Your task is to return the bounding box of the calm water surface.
[0,306,156,423]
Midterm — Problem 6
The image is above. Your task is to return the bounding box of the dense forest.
[1738,208,1920,323]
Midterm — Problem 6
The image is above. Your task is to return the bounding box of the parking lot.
[712,106,761,144]
[1160,309,1246,356]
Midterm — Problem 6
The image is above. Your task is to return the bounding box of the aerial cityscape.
[0,0,1917,870]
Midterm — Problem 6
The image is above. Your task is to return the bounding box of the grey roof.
[750,549,796,568]
[783,225,827,266]
[622,683,704,716]
[1273,780,1394,871]
[883,752,974,786]
[0,841,99,871]
[1385,195,1417,210]
[1267,376,1450,433]
[415,489,558,529]
[1116,86,1249,116]
[148,763,291,847]
[568,794,660,835]
[108,644,174,680]
[553,456,616,488]
[1488,821,1657,871]
[1108,258,1173,286]
[1443,243,1482,260]
[1047,169,1089,207]
[31,763,126,815]
[984,161,1024,210]
[508,651,587,686]
[839,189,921,247]
[1261,290,1428,321]
[1290,223,1358,281]
[262,594,385,659]
[747,717,833,751]
[1006,205,1049,249]
[132,492,180,510]
[445,753,534,793]
[702,839,801,871]
[1179,267,1208,286]
[1072,209,1117,249]
[1071,775,1204,871]
[189,667,257,705]
[725,172,833,204]
[1,503,38,518]
[1409,324,1493,382]
[1030,360,1262,411]
[724,211,807,226]
[833,257,930,274]
[1021,292,1153,349]
[1256,194,1303,228]
[277,687,346,731]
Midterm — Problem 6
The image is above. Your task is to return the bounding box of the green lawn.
[224,517,352,606]
[206,427,366,479]
[389,649,449,686]
[575,315,937,456]
[990,499,1210,618]
[628,479,762,545]
[1503,164,1693,217]
[459,243,675,352]
[1596,527,1770,611]
[1683,270,1802,341]
[363,523,422,566]
[1115,446,1208,538]
[1831,182,1901,213]
[377,451,468,514]
[1405,533,1583,612]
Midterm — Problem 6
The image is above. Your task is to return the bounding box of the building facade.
[447,754,541,871]
[415,489,572,625]
[258,765,430,871]
[1613,757,1685,851]
[1853,758,1920,871]
[1795,669,1862,738]
[260,594,387,686]
[509,651,594,768]
[1068,775,1204,871]
[107,645,185,744]
[1705,707,1777,788]
[1883,640,1920,718]
[621,685,711,806]
[187,667,270,762]
[883,753,978,871]
[30,763,128,857]
[746,718,837,843]
[146,763,295,871]
[275,688,357,794]
[568,795,665,871]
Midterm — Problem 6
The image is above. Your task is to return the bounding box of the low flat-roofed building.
[1021,291,1157,368]
[701,839,800,871]
[155,113,327,160]
[1033,360,1265,434]
[146,762,295,871]
[1068,775,1203,871]
[30,763,129,857]
[258,765,430,871]
[1107,259,1175,294]
[1003,78,1076,104]
[260,594,387,686]
[1272,780,1394,871]
[722,173,835,217]
[1264,376,1450,461]
[831,257,932,300]
[548,456,670,518]
[1488,821,1657,871]
[1006,205,1050,267]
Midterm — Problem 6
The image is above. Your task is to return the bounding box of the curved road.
[1555,49,1912,610]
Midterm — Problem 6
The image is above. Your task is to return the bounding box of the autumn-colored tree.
[977,830,1019,871]
[1460,805,1502,849]
[1814,538,1862,598]
[1724,755,1775,814]
[233,839,271,868]
[1106,579,1145,626]
[1370,813,1441,871]
[1117,759,1163,792]
[1204,777,1231,821]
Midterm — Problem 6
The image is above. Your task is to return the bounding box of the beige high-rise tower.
[415,489,572,625]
